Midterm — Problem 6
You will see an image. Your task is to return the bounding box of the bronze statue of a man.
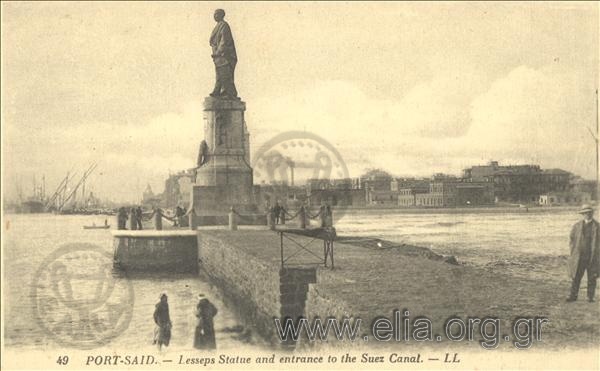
[209,9,238,99]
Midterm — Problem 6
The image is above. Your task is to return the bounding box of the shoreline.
[301,231,599,350]
[331,205,581,214]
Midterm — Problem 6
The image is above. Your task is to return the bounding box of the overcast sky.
[2,2,598,202]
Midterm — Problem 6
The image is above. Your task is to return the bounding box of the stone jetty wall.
[197,230,317,346]
[112,230,198,273]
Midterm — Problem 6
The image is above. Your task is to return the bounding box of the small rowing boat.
[83,224,110,230]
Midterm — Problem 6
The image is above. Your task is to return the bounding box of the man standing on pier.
[566,204,600,303]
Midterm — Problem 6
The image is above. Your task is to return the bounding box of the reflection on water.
[3,210,580,349]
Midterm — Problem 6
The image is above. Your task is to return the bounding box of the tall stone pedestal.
[191,97,255,219]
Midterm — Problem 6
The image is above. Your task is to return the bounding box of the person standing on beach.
[566,204,599,303]
[153,293,172,350]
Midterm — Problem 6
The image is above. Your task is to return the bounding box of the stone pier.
[197,229,318,346]
[112,230,198,273]
[114,227,502,350]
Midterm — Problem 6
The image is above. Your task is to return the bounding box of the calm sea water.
[3,214,255,351]
[335,208,579,283]
[3,210,580,350]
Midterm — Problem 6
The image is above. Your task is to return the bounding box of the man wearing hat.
[566,204,600,302]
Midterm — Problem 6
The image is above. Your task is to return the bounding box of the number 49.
[56,356,69,365]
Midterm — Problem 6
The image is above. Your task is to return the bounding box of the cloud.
[248,64,595,180]
[3,67,594,203]
[466,64,595,173]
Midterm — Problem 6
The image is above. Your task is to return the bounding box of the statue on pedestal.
[209,9,238,99]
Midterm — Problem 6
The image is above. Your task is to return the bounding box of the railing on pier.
[227,205,337,269]
[278,228,336,270]
[228,204,334,230]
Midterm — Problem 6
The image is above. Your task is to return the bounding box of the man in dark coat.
[129,207,137,230]
[209,9,238,99]
[117,207,127,230]
[566,204,600,302]
[136,207,143,230]
[153,293,172,350]
[273,201,281,225]
[150,207,164,231]
[194,297,218,349]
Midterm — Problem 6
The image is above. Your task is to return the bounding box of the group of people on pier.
[153,293,218,351]
[268,201,334,228]
[116,206,189,231]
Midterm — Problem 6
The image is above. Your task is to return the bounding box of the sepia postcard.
[1,2,599,370]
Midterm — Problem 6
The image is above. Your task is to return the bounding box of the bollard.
[229,207,238,231]
[188,208,197,230]
[299,206,306,229]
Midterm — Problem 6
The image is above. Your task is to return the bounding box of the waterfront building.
[367,189,398,206]
[463,161,571,203]
[162,169,194,208]
[455,183,495,206]
[415,179,458,207]
[308,188,366,208]
[360,169,394,192]
[569,176,597,200]
[254,184,307,209]
[411,178,494,208]
[398,186,429,207]
[539,191,592,206]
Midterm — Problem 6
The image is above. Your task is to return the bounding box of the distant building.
[539,191,591,206]
[142,184,162,208]
[463,161,571,203]
[367,190,398,206]
[398,186,429,207]
[143,184,154,201]
[415,179,458,207]
[569,176,597,200]
[307,178,356,192]
[161,170,194,208]
[455,183,494,206]
[308,188,366,208]
[361,169,393,192]
[409,178,494,208]
[304,177,365,207]
[306,178,331,192]
[254,184,307,210]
